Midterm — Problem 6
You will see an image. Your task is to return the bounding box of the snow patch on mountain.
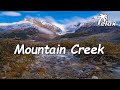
[0,18,63,35]
[0,16,100,35]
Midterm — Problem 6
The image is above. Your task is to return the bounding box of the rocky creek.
[21,51,120,79]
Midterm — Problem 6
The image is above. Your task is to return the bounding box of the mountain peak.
[0,17,63,36]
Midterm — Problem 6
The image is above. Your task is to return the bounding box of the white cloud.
[38,27,54,34]
[60,15,97,27]
[24,11,120,27]
[36,15,99,34]
[1,11,21,16]
[59,11,120,28]
[38,16,66,32]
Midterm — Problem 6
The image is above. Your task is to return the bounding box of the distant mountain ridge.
[58,26,120,43]
[0,18,120,43]
[0,17,62,35]
[0,17,63,41]
[75,26,120,34]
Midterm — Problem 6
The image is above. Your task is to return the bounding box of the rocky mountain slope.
[0,18,120,43]
[0,17,63,40]
[57,26,120,43]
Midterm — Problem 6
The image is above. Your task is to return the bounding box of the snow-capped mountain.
[0,17,99,35]
[65,19,98,33]
[0,17,63,35]
[65,22,82,33]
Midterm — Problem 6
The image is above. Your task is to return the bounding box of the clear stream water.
[112,64,120,79]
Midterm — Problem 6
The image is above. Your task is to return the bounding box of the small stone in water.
[92,76,99,79]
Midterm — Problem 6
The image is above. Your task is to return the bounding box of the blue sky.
[0,11,120,26]
[0,11,100,23]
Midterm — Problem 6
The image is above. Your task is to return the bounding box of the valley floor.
[0,39,120,79]
[21,51,120,79]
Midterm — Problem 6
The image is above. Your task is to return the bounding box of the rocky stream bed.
[21,51,120,79]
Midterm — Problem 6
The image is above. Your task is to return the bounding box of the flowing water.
[112,64,120,79]
[29,51,120,79]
